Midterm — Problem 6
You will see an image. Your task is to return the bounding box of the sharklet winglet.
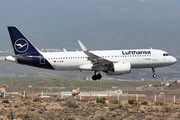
[78,40,87,51]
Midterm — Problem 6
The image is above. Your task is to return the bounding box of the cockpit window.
[163,53,170,56]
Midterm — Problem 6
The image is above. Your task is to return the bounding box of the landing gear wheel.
[153,74,157,78]
[92,75,97,80]
[92,71,102,80]
[152,68,157,78]
[96,74,102,80]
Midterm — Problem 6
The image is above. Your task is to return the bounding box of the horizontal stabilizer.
[11,55,28,60]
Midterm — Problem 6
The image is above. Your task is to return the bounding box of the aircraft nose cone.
[171,57,177,64]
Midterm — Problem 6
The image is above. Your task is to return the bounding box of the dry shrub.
[108,103,119,110]
[2,99,9,104]
[167,113,180,120]
[30,107,35,111]
[96,114,105,120]
[155,101,164,106]
[141,101,148,105]
[94,111,107,120]
[121,112,129,119]
[66,115,76,120]
[38,108,44,114]
[111,111,117,117]
[122,104,129,112]
[145,115,154,120]
[63,106,70,113]
[128,99,138,105]
[96,97,106,104]
[162,106,171,112]
[8,104,12,108]
[154,108,159,112]
[17,113,23,118]
[14,105,19,108]
[38,117,44,120]
[109,99,121,104]
[127,116,137,120]
[145,116,160,120]
[62,99,79,108]
[24,114,29,119]
[88,101,96,107]
[147,106,154,112]
[33,97,41,102]
[24,101,31,105]
[17,118,23,120]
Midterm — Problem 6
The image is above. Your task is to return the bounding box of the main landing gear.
[92,71,102,80]
[152,68,157,78]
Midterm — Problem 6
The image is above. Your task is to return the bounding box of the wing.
[78,40,113,71]
[84,50,112,64]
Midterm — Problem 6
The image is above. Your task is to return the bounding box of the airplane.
[5,26,177,80]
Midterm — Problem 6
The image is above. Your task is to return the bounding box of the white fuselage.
[41,49,176,71]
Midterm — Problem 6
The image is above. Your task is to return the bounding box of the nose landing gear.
[152,68,157,78]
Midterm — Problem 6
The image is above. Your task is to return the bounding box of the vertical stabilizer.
[7,26,39,55]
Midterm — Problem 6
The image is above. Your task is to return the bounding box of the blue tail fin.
[7,26,39,55]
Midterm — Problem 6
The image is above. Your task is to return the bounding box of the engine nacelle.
[107,61,131,75]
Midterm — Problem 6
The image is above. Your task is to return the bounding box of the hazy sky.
[1,0,180,50]
[1,0,180,36]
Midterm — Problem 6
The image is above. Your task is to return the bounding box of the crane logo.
[14,38,29,53]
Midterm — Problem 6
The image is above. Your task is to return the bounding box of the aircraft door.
[40,55,45,64]
[152,51,158,61]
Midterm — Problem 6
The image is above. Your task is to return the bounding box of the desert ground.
[0,97,179,120]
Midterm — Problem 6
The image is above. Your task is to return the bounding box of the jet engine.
[106,61,131,75]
